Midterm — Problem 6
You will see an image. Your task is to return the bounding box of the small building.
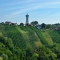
[5,21,18,25]
[5,21,12,25]
[35,24,41,29]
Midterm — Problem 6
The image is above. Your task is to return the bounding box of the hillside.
[0,23,60,60]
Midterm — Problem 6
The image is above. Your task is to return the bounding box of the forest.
[0,23,60,60]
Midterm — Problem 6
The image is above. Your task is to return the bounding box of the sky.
[0,0,60,24]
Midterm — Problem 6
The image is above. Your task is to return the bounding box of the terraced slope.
[41,31,53,46]
[4,25,26,49]
[47,29,60,52]
[0,24,60,48]
[47,30,60,43]
[0,24,60,60]
[0,25,42,50]
[29,27,54,47]
[20,26,42,48]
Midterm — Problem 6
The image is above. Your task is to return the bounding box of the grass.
[0,24,60,60]
[41,30,53,46]
[30,27,50,46]
[47,29,60,43]
[35,41,41,48]
[20,26,42,48]
[0,24,60,51]
[0,57,3,60]
[0,33,2,36]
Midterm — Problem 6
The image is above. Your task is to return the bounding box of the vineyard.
[47,30,60,44]
[0,24,60,60]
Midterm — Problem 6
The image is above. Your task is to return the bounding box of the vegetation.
[41,23,46,29]
[31,21,38,26]
[0,23,60,60]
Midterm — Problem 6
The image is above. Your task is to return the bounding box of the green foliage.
[1,54,8,60]
[46,24,51,29]
[4,25,26,49]
[31,21,38,26]
[0,24,60,60]
[0,57,3,60]
[30,27,49,46]
[0,35,22,60]
[47,30,60,43]
[41,23,46,29]
[41,30,53,46]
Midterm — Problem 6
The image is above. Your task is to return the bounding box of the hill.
[0,23,60,60]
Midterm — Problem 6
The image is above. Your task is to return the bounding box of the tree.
[25,47,33,60]
[31,21,38,26]
[33,53,39,60]
[1,54,8,60]
[20,23,24,26]
[41,23,46,29]
[46,24,51,29]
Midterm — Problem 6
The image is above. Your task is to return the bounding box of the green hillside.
[0,24,60,60]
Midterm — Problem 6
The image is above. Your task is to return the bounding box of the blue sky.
[0,0,60,24]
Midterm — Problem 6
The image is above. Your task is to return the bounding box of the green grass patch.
[41,30,53,46]
[47,29,60,43]
[0,57,3,60]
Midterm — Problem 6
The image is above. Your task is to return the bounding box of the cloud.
[2,1,60,20]
[7,1,60,14]
[0,0,60,24]
[1,0,60,11]
[0,0,36,7]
